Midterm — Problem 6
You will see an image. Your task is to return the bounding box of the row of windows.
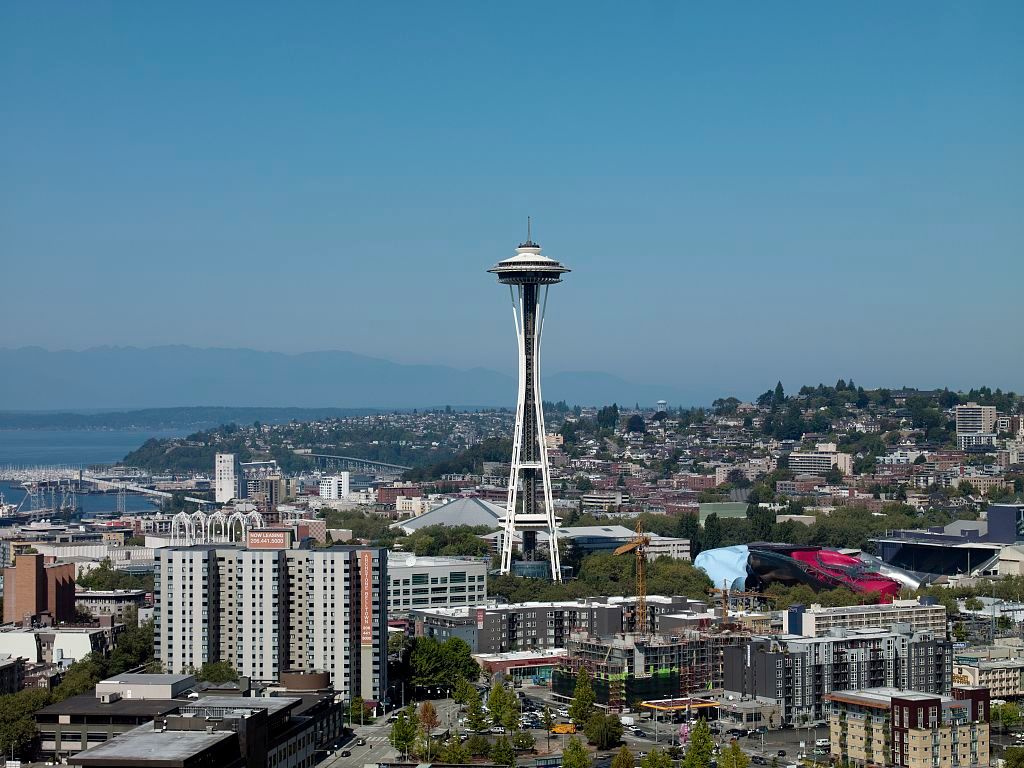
[393,573,484,587]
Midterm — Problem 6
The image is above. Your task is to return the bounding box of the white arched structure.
[170,507,265,546]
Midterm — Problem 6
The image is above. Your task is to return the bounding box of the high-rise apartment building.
[318,473,351,501]
[154,537,387,702]
[214,453,237,504]
[955,403,998,450]
[955,403,997,436]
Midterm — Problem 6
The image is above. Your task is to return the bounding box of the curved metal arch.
[227,511,248,542]
[171,511,195,545]
[189,510,208,544]
[208,510,228,542]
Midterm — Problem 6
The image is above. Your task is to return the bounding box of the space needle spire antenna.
[488,223,569,581]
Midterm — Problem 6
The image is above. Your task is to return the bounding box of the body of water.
[0,428,188,467]
[0,480,157,516]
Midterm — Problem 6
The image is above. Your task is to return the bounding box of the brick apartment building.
[3,553,76,624]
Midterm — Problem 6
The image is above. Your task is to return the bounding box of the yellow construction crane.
[613,519,651,634]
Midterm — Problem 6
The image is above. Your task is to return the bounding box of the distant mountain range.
[0,346,688,411]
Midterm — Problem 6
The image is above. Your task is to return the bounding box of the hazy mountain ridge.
[0,346,688,411]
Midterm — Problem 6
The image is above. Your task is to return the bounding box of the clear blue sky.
[2,3,1021,402]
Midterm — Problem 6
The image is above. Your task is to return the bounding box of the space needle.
[489,222,569,581]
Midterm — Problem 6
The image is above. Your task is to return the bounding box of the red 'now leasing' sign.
[360,550,373,645]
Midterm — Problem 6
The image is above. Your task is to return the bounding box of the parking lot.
[317,687,837,768]
[516,686,834,764]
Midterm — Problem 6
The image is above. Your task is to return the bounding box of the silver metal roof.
[489,243,570,284]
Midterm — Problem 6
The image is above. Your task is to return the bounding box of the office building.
[65,695,336,768]
[36,674,196,758]
[723,627,952,725]
[387,552,487,614]
[214,453,237,504]
[318,473,350,501]
[825,686,989,768]
[787,443,853,476]
[787,599,948,638]
[154,536,387,702]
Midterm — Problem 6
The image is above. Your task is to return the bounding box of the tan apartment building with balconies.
[826,686,989,768]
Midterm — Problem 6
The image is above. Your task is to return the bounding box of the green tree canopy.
[77,557,154,592]
[682,719,714,768]
[409,635,480,690]
[488,682,518,728]
[612,745,635,768]
[584,712,623,749]
[641,748,674,768]
[568,667,596,727]
[439,736,470,764]
[513,728,536,751]
[466,733,491,757]
[562,736,593,768]
[195,660,239,684]
[389,707,418,759]
[1005,747,1024,768]
[722,741,751,768]
[466,686,489,732]
[491,735,516,768]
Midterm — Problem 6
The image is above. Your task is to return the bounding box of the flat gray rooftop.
[69,722,236,764]
[100,673,193,685]
[178,695,300,716]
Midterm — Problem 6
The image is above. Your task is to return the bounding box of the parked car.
[490,726,506,734]
[752,756,767,765]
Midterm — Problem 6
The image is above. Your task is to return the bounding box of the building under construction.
[552,628,752,710]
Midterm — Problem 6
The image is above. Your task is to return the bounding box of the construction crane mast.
[708,580,772,623]
[613,519,651,634]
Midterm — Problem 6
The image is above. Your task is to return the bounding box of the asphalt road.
[318,698,462,768]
